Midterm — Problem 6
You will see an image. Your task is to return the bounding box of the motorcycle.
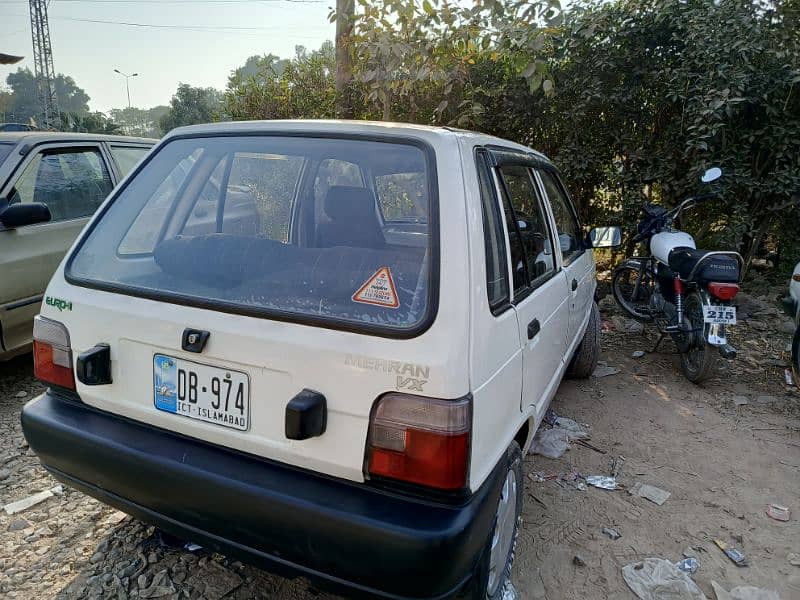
[611,167,743,383]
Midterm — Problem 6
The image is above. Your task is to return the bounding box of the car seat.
[316,186,386,249]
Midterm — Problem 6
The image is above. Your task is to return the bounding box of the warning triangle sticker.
[352,266,400,309]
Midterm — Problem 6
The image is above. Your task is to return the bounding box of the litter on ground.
[587,475,618,490]
[500,580,518,600]
[530,427,570,459]
[2,486,61,515]
[602,527,621,540]
[714,539,748,567]
[675,557,699,574]
[765,503,790,521]
[621,557,706,600]
[710,581,780,600]
[593,362,620,378]
[733,395,749,406]
[629,481,671,505]
[530,411,592,458]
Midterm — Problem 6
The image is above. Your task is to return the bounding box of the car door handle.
[527,318,541,340]
[571,278,578,291]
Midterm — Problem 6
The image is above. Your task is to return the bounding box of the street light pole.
[113,69,139,108]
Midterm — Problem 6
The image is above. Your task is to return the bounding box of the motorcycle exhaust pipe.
[718,344,738,359]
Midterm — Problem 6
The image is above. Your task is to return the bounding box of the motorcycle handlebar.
[633,192,719,244]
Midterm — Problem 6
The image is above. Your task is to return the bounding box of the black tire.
[791,325,799,384]
[611,261,654,322]
[468,442,523,600]
[567,301,601,378]
[678,292,717,383]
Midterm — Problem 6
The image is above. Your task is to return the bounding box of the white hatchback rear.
[23,120,605,600]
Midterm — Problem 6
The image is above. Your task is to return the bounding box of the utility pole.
[114,69,139,109]
[29,0,60,129]
[335,0,354,119]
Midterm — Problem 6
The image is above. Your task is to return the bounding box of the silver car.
[0,132,154,360]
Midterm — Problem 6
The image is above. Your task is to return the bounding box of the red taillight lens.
[367,393,471,490]
[708,282,740,301]
[33,316,74,390]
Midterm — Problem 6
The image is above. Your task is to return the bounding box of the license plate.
[153,354,249,431]
[703,305,736,325]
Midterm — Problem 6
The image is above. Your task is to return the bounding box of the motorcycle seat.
[668,247,740,282]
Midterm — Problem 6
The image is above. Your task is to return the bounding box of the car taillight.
[33,316,74,390]
[366,393,471,490]
[708,282,740,301]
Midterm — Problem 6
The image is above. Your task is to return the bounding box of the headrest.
[324,186,377,222]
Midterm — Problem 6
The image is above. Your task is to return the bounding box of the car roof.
[166,119,552,164]
[0,131,155,145]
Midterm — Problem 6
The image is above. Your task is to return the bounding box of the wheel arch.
[513,417,532,454]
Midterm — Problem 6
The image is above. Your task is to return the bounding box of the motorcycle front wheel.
[678,291,717,383]
[611,261,654,322]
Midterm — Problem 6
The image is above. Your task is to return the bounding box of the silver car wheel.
[486,468,518,596]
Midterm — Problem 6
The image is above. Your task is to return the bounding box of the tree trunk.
[740,214,773,280]
[335,0,355,119]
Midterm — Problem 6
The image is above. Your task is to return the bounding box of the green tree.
[4,68,91,125]
[224,42,336,121]
[0,88,13,121]
[159,84,223,133]
[505,0,800,269]
[109,105,169,137]
[60,111,120,134]
[230,54,289,82]
[220,0,800,272]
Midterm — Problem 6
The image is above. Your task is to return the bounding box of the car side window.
[110,145,150,177]
[8,147,113,222]
[498,165,555,290]
[476,150,510,311]
[538,169,582,264]
[184,151,304,242]
[375,171,428,223]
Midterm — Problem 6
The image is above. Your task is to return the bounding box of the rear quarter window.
[68,135,438,335]
[109,145,151,177]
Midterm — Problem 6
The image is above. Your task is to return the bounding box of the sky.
[0,0,335,113]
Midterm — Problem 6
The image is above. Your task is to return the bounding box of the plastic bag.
[622,558,707,600]
[710,582,780,600]
[530,428,570,459]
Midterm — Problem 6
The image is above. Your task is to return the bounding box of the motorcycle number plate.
[703,305,736,325]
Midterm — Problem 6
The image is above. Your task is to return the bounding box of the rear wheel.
[678,292,717,383]
[469,442,522,600]
[567,301,601,378]
[611,261,654,322]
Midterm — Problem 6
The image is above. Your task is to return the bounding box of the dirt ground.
[0,295,798,599]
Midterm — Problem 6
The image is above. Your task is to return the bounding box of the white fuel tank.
[651,231,696,265]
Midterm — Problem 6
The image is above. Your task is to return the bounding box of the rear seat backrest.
[316,185,386,249]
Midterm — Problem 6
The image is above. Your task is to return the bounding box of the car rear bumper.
[21,391,502,600]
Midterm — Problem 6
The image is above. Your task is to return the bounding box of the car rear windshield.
[68,135,437,333]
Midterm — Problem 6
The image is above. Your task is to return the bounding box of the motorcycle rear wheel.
[678,292,717,383]
[611,261,654,322]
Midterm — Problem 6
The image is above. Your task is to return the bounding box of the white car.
[784,261,800,381]
[22,121,617,599]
